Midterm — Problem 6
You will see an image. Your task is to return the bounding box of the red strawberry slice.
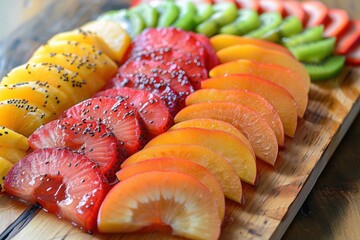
[94,87,174,138]
[106,74,180,116]
[130,47,208,90]
[190,32,220,70]
[4,148,110,232]
[125,28,208,67]
[28,118,125,183]
[63,97,148,155]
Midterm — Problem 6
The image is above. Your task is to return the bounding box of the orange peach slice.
[209,59,308,117]
[174,102,278,165]
[144,128,257,185]
[201,74,298,137]
[185,90,284,146]
[122,144,243,202]
[117,158,225,220]
[216,44,311,90]
[98,171,221,240]
[0,147,27,164]
[170,118,253,151]
[210,34,293,56]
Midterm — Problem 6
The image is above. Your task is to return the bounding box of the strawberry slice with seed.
[28,118,125,183]
[4,148,110,232]
[94,88,173,138]
[63,97,148,155]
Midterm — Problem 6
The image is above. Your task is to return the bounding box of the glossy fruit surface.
[0,126,29,150]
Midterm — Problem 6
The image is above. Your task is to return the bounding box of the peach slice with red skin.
[170,118,253,151]
[185,90,285,146]
[122,144,244,202]
[117,157,225,220]
[174,102,279,165]
[201,74,298,137]
[216,44,311,90]
[144,128,257,185]
[210,34,294,56]
[97,171,221,240]
[209,59,308,117]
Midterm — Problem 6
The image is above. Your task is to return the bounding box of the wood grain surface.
[0,0,359,240]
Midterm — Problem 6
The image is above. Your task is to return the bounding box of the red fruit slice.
[324,9,350,38]
[259,0,284,14]
[346,40,360,65]
[190,33,220,70]
[335,21,360,55]
[235,0,260,11]
[28,118,125,183]
[4,148,110,232]
[130,47,208,90]
[94,87,173,138]
[63,97,148,155]
[283,0,305,23]
[302,1,328,28]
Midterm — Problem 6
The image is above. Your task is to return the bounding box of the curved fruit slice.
[0,157,13,192]
[0,81,70,114]
[97,171,221,240]
[201,75,297,137]
[80,19,131,62]
[94,88,173,138]
[144,128,257,184]
[335,20,360,55]
[0,63,90,104]
[4,148,109,232]
[0,126,29,150]
[170,118,253,150]
[283,0,305,23]
[185,90,285,146]
[175,103,279,165]
[235,0,260,11]
[28,118,125,183]
[259,0,284,14]
[210,34,293,56]
[303,55,345,81]
[302,0,328,28]
[0,147,27,164]
[122,144,243,202]
[323,9,350,38]
[209,59,309,115]
[63,97,148,155]
[216,44,311,88]
[191,32,220,70]
[0,99,55,137]
[117,158,225,220]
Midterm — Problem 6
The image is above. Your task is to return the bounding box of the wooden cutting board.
[0,0,359,239]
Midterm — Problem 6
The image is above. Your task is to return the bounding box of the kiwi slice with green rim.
[261,16,303,43]
[282,25,324,48]
[173,2,197,30]
[130,3,158,28]
[245,12,282,39]
[303,55,345,81]
[196,2,238,37]
[220,9,260,35]
[289,38,336,63]
[194,3,214,25]
[155,1,180,27]
[98,9,146,38]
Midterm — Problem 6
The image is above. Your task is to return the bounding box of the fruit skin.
[94,88,173,138]
[97,171,221,240]
[4,148,110,232]
[335,21,360,55]
[0,126,29,151]
[185,90,285,146]
[346,41,360,65]
[144,127,257,185]
[323,9,350,38]
[28,118,125,183]
[63,97,148,155]
[121,144,244,202]
[117,157,225,221]
[201,74,298,137]
[0,157,13,192]
[302,0,328,28]
[303,56,345,81]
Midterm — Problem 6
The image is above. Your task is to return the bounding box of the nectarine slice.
[0,126,29,150]
[144,128,257,185]
[216,44,311,89]
[185,90,284,146]
[170,118,253,151]
[175,102,279,165]
[201,74,298,137]
[209,59,308,117]
[122,144,243,202]
[210,34,293,56]
[0,147,27,164]
[117,158,225,220]
[98,171,221,240]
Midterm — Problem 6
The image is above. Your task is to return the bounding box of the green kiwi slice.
[155,1,180,27]
[289,38,336,63]
[279,16,303,37]
[194,3,214,25]
[245,12,282,39]
[282,25,324,48]
[219,9,260,35]
[303,56,345,81]
[173,2,197,30]
[130,3,158,28]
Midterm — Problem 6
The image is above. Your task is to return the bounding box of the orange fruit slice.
[0,156,13,192]
[0,126,29,150]
[0,147,27,164]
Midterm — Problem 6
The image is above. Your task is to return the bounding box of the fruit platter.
[1,0,360,239]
